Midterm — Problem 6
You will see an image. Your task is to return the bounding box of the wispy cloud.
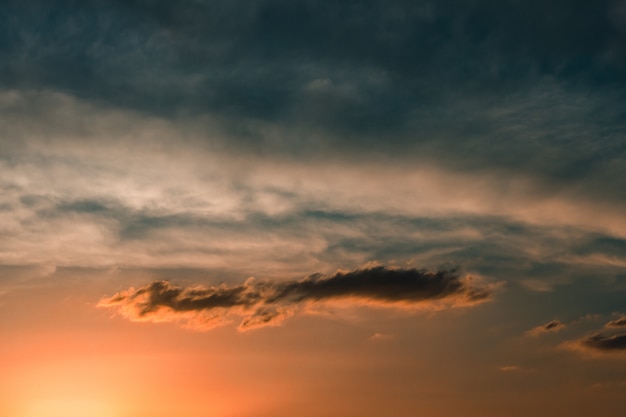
[499,365,522,372]
[526,319,566,337]
[2,89,625,280]
[98,266,493,331]
[605,316,626,328]
[369,332,394,342]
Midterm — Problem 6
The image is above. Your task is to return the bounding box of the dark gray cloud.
[266,267,491,304]
[580,332,626,352]
[1,0,625,188]
[5,0,625,97]
[543,320,564,330]
[99,266,493,330]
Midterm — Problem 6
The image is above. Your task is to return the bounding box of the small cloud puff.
[499,365,522,372]
[526,319,566,337]
[369,332,394,341]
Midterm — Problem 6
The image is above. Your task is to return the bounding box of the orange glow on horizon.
[20,398,120,417]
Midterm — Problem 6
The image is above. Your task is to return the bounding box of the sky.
[1,1,626,416]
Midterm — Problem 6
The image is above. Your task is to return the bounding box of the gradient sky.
[1,1,626,416]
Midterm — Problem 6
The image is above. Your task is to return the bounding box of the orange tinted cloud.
[99,266,493,331]
[605,316,626,328]
[525,319,566,337]
[563,332,626,358]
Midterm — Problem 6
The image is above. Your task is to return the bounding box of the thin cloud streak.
[605,317,626,328]
[98,266,493,331]
[526,319,566,337]
[499,365,522,372]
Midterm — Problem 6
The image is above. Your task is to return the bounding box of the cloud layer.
[98,266,492,331]
[1,1,625,283]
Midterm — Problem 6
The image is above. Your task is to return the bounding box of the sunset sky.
[1,1,626,416]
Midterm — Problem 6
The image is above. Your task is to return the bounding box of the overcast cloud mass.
[1,0,624,325]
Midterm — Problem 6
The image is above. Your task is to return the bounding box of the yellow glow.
[21,398,120,417]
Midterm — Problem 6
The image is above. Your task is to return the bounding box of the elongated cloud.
[581,333,626,351]
[98,266,492,331]
[564,332,626,358]
[605,316,626,328]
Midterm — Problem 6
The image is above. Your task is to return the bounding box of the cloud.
[605,316,626,328]
[526,319,565,337]
[1,88,626,284]
[2,1,625,188]
[559,315,626,358]
[98,266,493,331]
[369,332,394,341]
[582,333,626,351]
[564,332,626,358]
[3,1,624,122]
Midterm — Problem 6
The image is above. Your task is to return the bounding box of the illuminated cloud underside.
[99,266,493,331]
[605,317,626,328]
[582,333,626,351]
[564,332,626,358]
[526,319,566,337]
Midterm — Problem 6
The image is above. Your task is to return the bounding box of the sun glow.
[20,397,121,417]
